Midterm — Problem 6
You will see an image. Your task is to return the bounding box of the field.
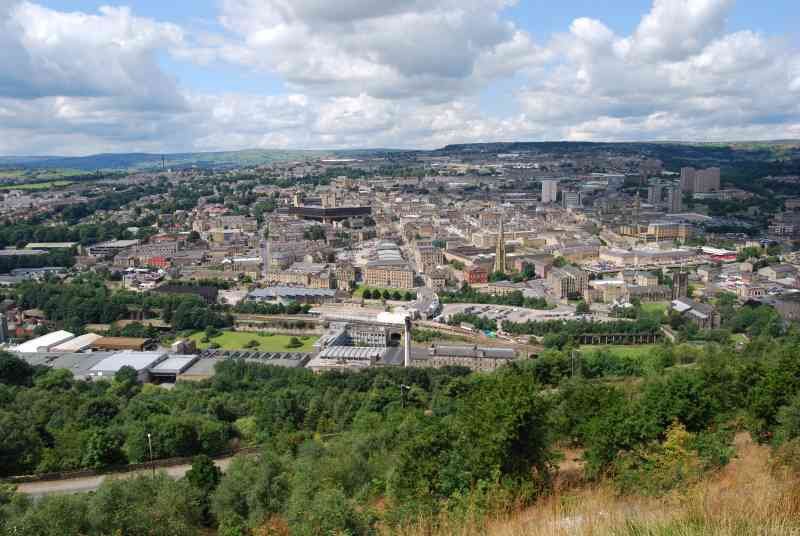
[578,344,660,359]
[640,301,669,317]
[0,180,74,190]
[189,330,318,352]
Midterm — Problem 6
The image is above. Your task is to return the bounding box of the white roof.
[90,351,166,374]
[13,330,75,353]
[151,356,197,374]
[51,333,103,352]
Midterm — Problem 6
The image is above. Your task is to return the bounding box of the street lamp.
[147,433,155,478]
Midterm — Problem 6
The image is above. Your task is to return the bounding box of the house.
[758,264,798,281]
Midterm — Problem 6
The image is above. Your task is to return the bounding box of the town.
[3,143,800,384]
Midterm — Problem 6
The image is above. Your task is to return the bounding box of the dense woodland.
[3,318,800,534]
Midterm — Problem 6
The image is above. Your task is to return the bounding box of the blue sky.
[0,0,798,154]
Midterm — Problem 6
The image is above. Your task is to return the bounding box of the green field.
[640,301,670,317]
[189,330,318,352]
[0,180,73,190]
[579,344,661,359]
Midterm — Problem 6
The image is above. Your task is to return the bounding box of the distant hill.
[1,141,797,172]
[0,149,332,171]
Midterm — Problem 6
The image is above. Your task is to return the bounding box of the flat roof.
[90,351,166,374]
[249,287,336,298]
[151,356,198,374]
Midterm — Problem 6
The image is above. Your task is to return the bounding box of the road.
[16,456,236,498]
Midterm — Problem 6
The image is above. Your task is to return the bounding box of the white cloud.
[0,0,799,155]
[212,0,544,101]
[0,1,185,109]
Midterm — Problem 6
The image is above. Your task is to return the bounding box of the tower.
[672,270,689,299]
[403,316,412,368]
[494,214,507,274]
[0,313,7,344]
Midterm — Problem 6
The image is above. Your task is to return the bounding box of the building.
[466,265,489,284]
[420,345,517,372]
[647,184,663,204]
[364,260,415,289]
[51,333,104,352]
[91,337,151,352]
[541,180,558,204]
[680,167,721,193]
[13,330,75,353]
[670,298,720,330]
[666,187,683,213]
[88,239,140,258]
[414,245,444,274]
[246,286,337,305]
[306,346,385,373]
[548,266,589,300]
[88,350,167,382]
[758,264,798,281]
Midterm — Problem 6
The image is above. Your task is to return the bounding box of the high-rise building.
[647,184,663,204]
[541,180,558,204]
[494,216,507,274]
[694,167,721,193]
[680,167,697,193]
[680,167,720,193]
[666,187,683,213]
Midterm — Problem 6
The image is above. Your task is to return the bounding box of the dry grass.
[392,434,800,536]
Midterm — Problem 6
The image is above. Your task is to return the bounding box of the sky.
[0,0,798,156]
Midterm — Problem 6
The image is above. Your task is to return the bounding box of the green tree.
[286,337,303,349]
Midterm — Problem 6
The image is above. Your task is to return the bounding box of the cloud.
[0,0,799,155]
[518,0,800,141]
[212,0,544,101]
[0,1,185,109]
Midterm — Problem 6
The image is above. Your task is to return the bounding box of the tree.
[575,301,590,315]
[244,339,260,349]
[82,429,126,469]
[391,290,402,301]
[286,337,303,349]
[0,352,36,386]
[362,289,372,300]
[403,291,414,301]
[381,289,391,300]
[185,455,222,525]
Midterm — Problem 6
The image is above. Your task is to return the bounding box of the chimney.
[404,316,412,367]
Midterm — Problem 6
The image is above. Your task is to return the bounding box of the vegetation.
[440,284,553,310]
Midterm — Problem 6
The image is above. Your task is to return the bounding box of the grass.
[396,433,800,536]
[640,301,669,317]
[0,180,74,190]
[189,330,318,352]
[579,344,661,359]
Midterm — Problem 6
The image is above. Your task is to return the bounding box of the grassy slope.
[189,330,318,352]
[578,344,661,359]
[0,180,73,190]
[406,433,800,536]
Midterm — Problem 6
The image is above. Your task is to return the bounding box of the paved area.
[16,456,236,498]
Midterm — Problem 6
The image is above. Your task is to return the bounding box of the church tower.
[494,214,507,274]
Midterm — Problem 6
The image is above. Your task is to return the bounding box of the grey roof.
[151,355,198,374]
[248,287,336,299]
[430,345,516,359]
[317,346,387,361]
